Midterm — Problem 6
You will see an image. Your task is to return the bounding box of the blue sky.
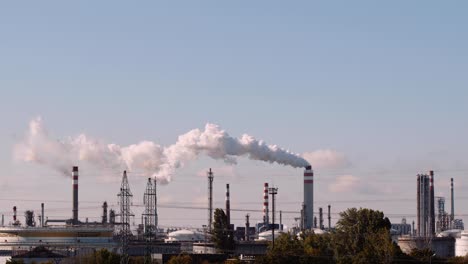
[0,1,467,229]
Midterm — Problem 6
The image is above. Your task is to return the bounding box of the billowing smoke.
[14,117,309,183]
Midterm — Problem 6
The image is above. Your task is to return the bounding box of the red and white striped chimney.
[263,183,269,225]
[72,166,79,224]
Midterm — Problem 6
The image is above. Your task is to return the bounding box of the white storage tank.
[165,229,205,243]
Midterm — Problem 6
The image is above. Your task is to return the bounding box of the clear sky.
[0,1,467,230]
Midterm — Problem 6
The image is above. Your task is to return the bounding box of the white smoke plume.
[14,117,310,183]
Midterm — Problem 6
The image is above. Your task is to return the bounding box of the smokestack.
[319,207,324,230]
[72,166,79,224]
[263,183,269,225]
[207,168,214,233]
[280,211,282,231]
[328,205,331,230]
[226,184,230,228]
[417,174,421,236]
[430,170,435,236]
[245,214,250,241]
[41,203,44,227]
[13,206,17,222]
[304,165,314,230]
[451,178,454,222]
[1,215,3,226]
[102,202,108,224]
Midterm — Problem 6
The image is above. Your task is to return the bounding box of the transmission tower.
[118,170,134,264]
[142,178,157,263]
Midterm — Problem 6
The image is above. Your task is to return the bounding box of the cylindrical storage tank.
[456,231,468,256]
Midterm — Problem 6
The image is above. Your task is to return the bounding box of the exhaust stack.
[226,184,230,228]
[304,165,314,229]
[451,178,454,222]
[207,168,214,233]
[72,166,79,224]
[430,170,435,236]
[13,206,17,222]
[263,183,269,225]
[41,203,45,227]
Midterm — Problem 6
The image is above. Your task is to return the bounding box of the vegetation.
[212,208,235,253]
[257,207,427,264]
[167,253,193,264]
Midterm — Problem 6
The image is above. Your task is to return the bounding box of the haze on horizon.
[0,1,467,229]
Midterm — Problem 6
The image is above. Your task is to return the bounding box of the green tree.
[212,208,234,253]
[167,254,192,264]
[256,233,303,264]
[332,208,395,264]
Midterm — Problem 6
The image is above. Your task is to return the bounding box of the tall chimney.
[102,201,108,224]
[319,207,324,230]
[207,168,214,233]
[13,206,17,222]
[263,183,269,225]
[430,170,435,236]
[280,211,282,231]
[417,174,421,236]
[304,165,314,230]
[226,184,230,228]
[72,166,79,224]
[328,205,331,230]
[451,178,455,222]
[245,214,250,241]
[41,203,45,227]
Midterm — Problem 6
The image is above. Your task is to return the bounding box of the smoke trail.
[14,117,309,183]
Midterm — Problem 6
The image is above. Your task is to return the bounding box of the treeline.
[256,207,466,264]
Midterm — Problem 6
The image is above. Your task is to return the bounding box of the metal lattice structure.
[142,177,157,263]
[118,170,134,264]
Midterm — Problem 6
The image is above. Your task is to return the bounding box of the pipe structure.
[72,166,79,224]
[417,174,421,236]
[280,211,282,231]
[245,214,250,241]
[102,201,108,224]
[263,183,269,226]
[304,165,314,230]
[328,205,331,230]
[226,184,230,229]
[430,170,435,236]
[269,187,278,248]
[451,178,454,222]
[319,207,324,230]
[207,168,214,233]
[41,203,44,227]
[13,206,17,222]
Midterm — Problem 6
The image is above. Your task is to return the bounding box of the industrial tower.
[142,177,157,263]
[207,168,214,233]
[118,171,134,264]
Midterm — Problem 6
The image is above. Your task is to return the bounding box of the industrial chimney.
[304,165,314,230]
[13,206,17,223]
[207,168,214,233]
[430,170,435,236]
[41,203,45,227]
[226,184,230,228]
[72,166,79,224]
[328,205,331,230]
[451,178,455,222]
[102,201,108,224]
[263,183,269,226]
